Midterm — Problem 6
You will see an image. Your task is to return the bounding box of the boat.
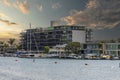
[100,54,111,60]
[64,54,81,59]
[84,53,98,59]
[18,24,40,58]
[112,56,119,60]
[45,53,59,58]
[17,51,37,58]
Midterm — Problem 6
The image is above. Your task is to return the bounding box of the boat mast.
[27,28,29,52]
[30,23,32,53]
[32,32,39,54]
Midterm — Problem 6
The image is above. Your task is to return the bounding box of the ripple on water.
[0,57,120,80]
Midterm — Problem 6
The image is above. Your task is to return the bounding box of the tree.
[44,46,50,54]
[16,44,22,50]
[7,38,16,53]
[65,42,81,54]
[0,41,4,53]
[0,41,9,53]
[3,43,9,50]
[117,38,120,42]
[0,41,4,44]
[109,39,116,43]
[7,38,15,47]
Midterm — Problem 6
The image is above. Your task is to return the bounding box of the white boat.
[65,54,81,59]
[85,53,98,59]
[45,54,59,58]
[113,56,119,60]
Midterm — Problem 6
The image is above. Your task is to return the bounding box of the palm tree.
[0,41,4,53]
[0,41,4,44]
[0,41,9,53]
[7,38,15,47]
[3,43,9,53]
[15,44,22,50]
[7,38,16,54]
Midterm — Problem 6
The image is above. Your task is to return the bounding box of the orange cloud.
[17,0,29,14]
[62,16,76,25]
[1,0,30,14]
[62,0,120,29]
[1,0,44,14]
[0,31,20,41]
[0,25,23,41]
[86,0,98,9]
[2,0,11,6]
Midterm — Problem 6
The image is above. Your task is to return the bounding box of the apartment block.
[103,43,120,57]
[82,43,103,56]
[20,25,93,51]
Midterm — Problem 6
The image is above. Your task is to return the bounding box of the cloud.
[2,0,11,6]
[0,12,18,26]
[0,19,18,26]
[37,4,42,12]
[0,24,23,41]
[17,0,30,14]
[1,0,30,14]
[62,0,120,29]
[0,12,9,19]
[0,31,20,41]
[52,2,61,9]
[86,0,98,9]
[1,0,43,14]
[61,16,76,25]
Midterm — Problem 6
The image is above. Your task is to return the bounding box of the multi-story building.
[80,42,120,59]
[20,25,93,51]
[82,43,103,56]
[103,43,120,57]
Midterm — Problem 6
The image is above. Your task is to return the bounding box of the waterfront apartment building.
[103,43,120,57]
[80,42,120,59]
[82,43,103,56]
[20,25,93,51]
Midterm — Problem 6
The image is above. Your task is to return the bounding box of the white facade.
[103,43,120,57]
[72,30,86,43]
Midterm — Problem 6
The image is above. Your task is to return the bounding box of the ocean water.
[0,57,120,80]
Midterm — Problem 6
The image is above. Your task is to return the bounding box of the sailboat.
[18,23,39,58]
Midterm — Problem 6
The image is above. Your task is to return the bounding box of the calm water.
[0,57,120,80]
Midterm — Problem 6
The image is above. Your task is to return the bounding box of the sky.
[0,0,120,42]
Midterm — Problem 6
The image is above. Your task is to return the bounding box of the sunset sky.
[0,0,120,41]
